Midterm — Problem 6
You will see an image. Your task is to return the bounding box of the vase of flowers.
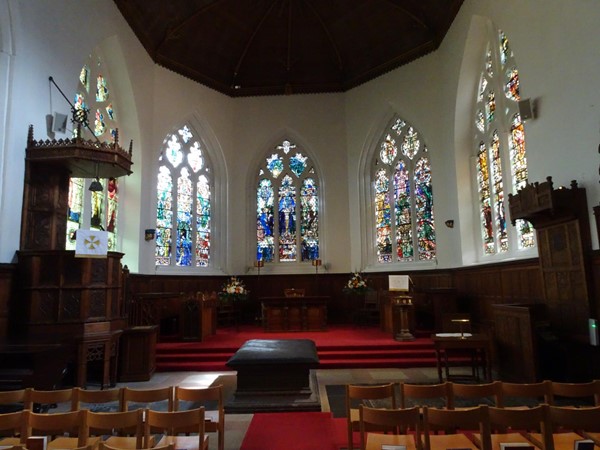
[219,276,248,302]
[343,272,370,295]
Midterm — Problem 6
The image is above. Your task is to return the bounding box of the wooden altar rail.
[128,292,216,341]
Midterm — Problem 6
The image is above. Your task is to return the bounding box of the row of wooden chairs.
[346,380,600,450]
[0,385,223,450]
[0,408,207,450]
[358,403,600,450]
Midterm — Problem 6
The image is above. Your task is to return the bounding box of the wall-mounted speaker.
[518,98,534,121]
[52,112,68,133]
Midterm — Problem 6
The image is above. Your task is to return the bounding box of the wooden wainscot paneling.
[0,263,17,340]
[492,303,547,382]
[509,177,592,338]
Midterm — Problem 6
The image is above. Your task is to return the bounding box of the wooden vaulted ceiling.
[113,0,463,97]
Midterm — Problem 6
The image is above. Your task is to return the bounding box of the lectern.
[389,275,414,341]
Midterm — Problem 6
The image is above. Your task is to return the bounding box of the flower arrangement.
[343,272,370,295]
[219,276,248,301]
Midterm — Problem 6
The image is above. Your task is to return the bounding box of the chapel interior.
[1,1,600,447]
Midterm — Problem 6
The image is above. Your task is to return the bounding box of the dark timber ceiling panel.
[113,0,463,97]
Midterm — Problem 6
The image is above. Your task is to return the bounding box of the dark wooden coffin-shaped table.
[226,339,319,394]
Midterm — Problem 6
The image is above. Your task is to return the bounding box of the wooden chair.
[473,405,554,450]
[452,381,503,408]
[346,383,397,450]
[550,380,600,407]
[121,386,173,412]
[542,405,600,450]
[0,410,28,447]
[359,405,422,450]
[24,388,75,413]
[23,409,97,450]
[501,380,553,409]
[0,389,28,413]
[87,409,146,449]
[400,381,454,410]
[145,408,208,450]
[174,385,224,450]
[353,290,380,327]
[72,387,122,411]
[423,405,492,450]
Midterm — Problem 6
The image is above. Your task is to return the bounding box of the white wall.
[1,0,599,274]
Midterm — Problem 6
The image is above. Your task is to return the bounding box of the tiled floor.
[114,366,475,450]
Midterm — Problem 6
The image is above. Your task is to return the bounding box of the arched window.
[474,29,534,256]
[373,117,436,264]
[256,139,319,264]
[155,125,212,268]
[66,51,121,251]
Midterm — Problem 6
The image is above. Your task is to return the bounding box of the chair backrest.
[346,383,397,413]
[423,405,492,450]
[359,405,422,450]
[452,381,503,407]
[501,380,553,407]
[400,381,454,409]
[121,386,173,411]
[145,408,205,449]
[24,409,88,446]
[0,389,28,413]
[174,385,223,411]
[0,410,28,443]
[72,387,122,411]
[550,380,600,407]
[548,405,600,432]
[86,409,144,448]
[24,388,75,412]
[488,405,553,450]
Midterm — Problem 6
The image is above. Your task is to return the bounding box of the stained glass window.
[373,117,436,264]
[155,125,212,267]
[67,52,121,251]
[473,28,534,255]
[256,140,320,264]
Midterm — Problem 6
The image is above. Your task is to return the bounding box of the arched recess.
[92,34,143,271]
[359,108,437,272]
[0,0,15,240]
[247,130,324,275]
[150,114,227,275]
[454,15,494,266]
[454,14,537,265]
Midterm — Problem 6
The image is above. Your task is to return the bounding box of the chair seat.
[366,433,418,450]
[104,436,154,449]
[47,436,101,450]
[157,435,209,450]
[472,432,541,450]
[529,431,588,450]
[428,433,479,450]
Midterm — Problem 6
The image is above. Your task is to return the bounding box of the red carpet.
[156,325,453,372]
[240,412,341,450]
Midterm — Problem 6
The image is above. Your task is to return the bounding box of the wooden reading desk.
[431,333,492,383]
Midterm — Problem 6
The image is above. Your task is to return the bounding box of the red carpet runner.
[240,412,343,450]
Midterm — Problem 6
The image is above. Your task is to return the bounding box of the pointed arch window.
[373,118,436,264]
[66,52,121,251]
[474,29,534,255]
[155,125,212,267]
[256,140,319,264]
